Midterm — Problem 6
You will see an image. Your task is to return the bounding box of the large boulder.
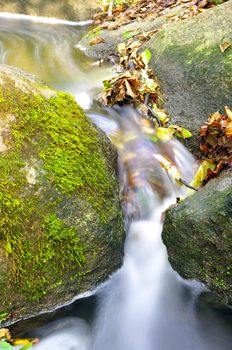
[0,0,99,21]
[148,0,232,155]
[0,65,124,323]
[162,170,232,305]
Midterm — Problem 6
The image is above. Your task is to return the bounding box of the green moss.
[16,213,86,301]
[209,0,228,4]
[0,77,115,303]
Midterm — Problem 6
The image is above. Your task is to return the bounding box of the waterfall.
[89,107,198,350]
[1,15,231,350]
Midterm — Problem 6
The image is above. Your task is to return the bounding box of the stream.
[0,13,232,350]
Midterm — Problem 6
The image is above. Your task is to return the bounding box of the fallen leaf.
[0,341,14,349]
[226,121,232,138]
[0,329,11,341]
[225,105,232,121]
[123,30,140,39]
[141,48,152,66]
[157,127,173,142]
[152,104,169,124]
[125,79,136,98]
[190,160,216,188]
[168,125,192,139]
[219,42,231,53]
[89,36,105,45]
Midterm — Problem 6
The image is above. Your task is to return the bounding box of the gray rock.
[0,0,99,21]
[162,170,232,305]
[0,65,124,323]
[78,4,187,60]
[148,0,232,155]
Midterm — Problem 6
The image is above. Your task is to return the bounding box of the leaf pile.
[94,0,214,31]
[100,41,161,106]
[100,40,192,143]
[198,106,232,182]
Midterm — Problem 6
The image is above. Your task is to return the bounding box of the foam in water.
[0,12,92,26]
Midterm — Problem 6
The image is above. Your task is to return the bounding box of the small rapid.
[0,14,232,350]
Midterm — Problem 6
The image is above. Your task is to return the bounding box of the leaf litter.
[0,327,38,349]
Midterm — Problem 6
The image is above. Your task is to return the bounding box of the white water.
[0,15,232,350]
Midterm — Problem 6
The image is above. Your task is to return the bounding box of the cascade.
[0,14,232,350]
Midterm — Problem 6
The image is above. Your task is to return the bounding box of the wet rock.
[162,170,232,305]
[0,0,99,21]
[0,65,124,323]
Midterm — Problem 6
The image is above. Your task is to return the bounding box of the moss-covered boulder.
[148,0,232,155]
[0,65,124,323]
[0,0,99,21]
[162,170,232,305]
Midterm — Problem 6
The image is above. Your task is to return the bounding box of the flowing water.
[0,13,232,350]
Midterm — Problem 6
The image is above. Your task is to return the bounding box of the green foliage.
[123,30,140,39]
[209,0,228,4]
[141,48,151,66]
[0,341,14,350]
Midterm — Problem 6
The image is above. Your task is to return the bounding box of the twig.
[178,178,198,191]
[108,0,114,17]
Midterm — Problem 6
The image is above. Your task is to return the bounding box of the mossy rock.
[162,170,232,305]
[148,0,232,155]
[0,0,99,21]
[0,65,124,323]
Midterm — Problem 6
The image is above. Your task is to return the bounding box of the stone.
[162,170,232,305]
[0,65,124,323]
[0,0,100,21]
[78,4,187,60]
[148,0,232,155]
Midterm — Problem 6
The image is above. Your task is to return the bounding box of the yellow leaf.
[12,338,32,346]
[0,328,11,341]
[225,106,232,121]
[157,127,173,142]
[226,121,232,138]
[90,36,105,46]
[219,42,231,53]
[209,111,222,123]
[117,42,127,55]
[190,160,216,188]
[168,125,192,139]
[152,104,169,124]
[154,155,182,182]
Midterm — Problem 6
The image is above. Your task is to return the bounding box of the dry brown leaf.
[125,79,136,98]
[199,107,232,182]
[90,36,106,45]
